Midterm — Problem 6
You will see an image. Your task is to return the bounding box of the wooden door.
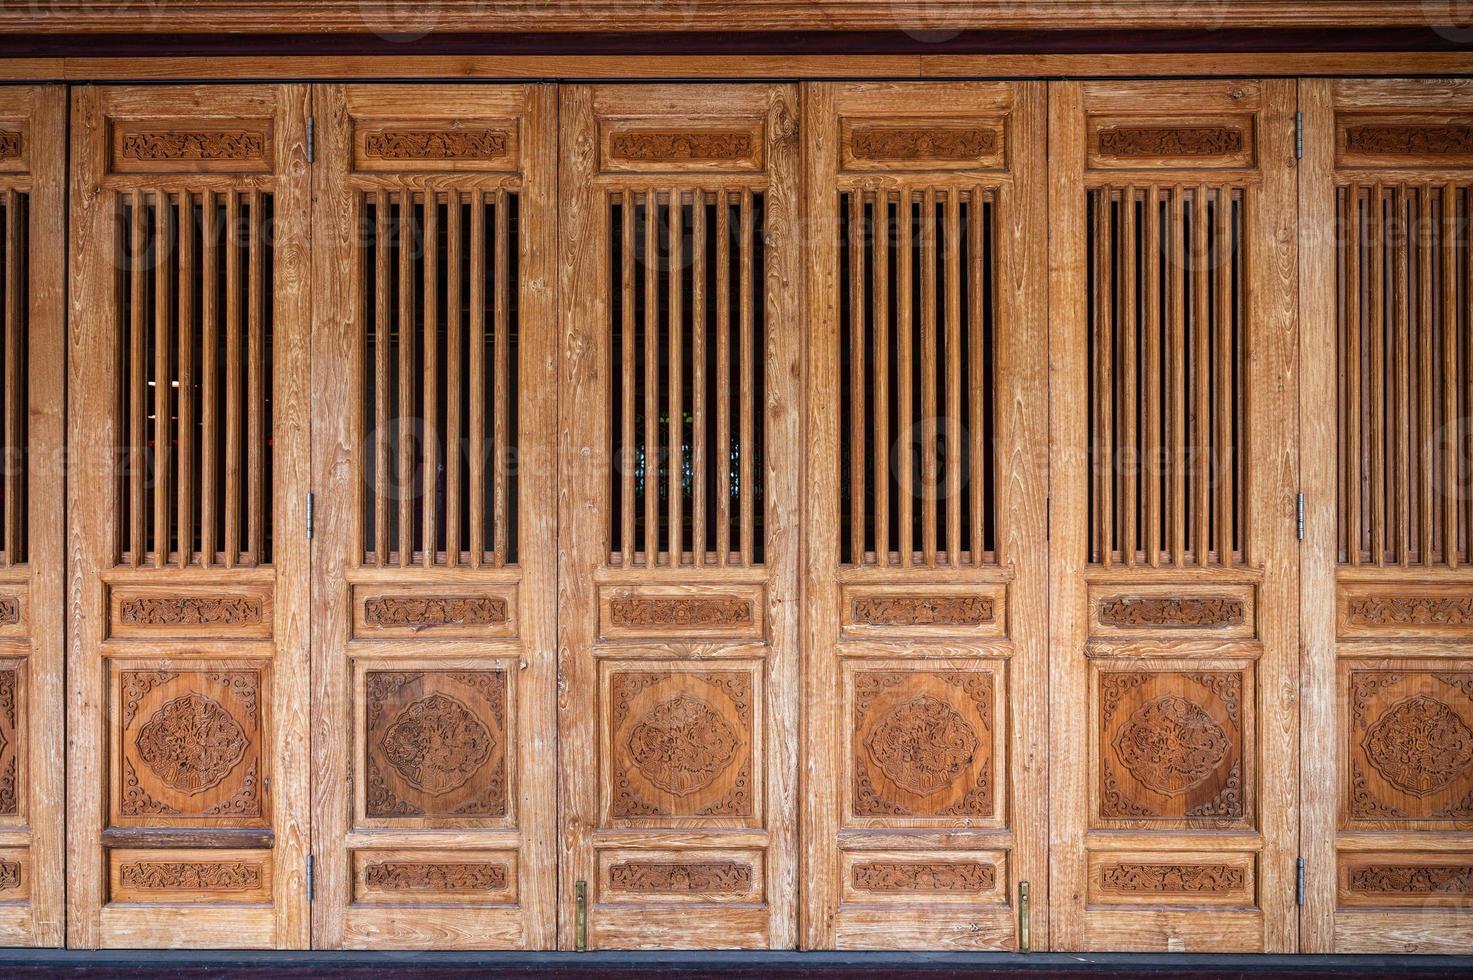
[1048,80,1300,952]
[1300,78,1473,953]
[801,81,1049,950]
[310,83,558,949]
[68,85,312,948]
[558,83,801,949]
[0,85,65,947]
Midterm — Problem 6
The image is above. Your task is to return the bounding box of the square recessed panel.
[1095,666,1253,829]
[360,667,511,824]
[1342,664,1473,827]
[111,665,266,825]
[845,662,1004,828]
[601,664,760,825]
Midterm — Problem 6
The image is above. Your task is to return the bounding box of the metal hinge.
[575,880,588,952]
[306,854,315,902]
[1296,857,1305,906]
[1296,492,1305,541]
[1018,880,1031,953]
[306,493,315,540]
[306,117,315,163]
[1295,112,1303,160]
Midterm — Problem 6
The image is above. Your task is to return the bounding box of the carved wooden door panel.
[1300,78,1473,953]
[801,82,1048,950]
[558,84,800,949]
[310,84,557,949]
[0,86,65,947]
[1048,80,1300,951]
[68,85,312,947]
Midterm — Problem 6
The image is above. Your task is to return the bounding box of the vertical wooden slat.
[738,188,755,566]
[896,188,914,568]
[944,188,962,565]
[1215,184,1234,564]
[493,188,511,567]
[422,191,439,567]
[154,191,173,566]
[446,192,463,566]
[373,191,390,564]
[1095,187,1115,566]
[619,190,636,566]
[2,190,19,564]
[1446,184,1462,568]
[691,193,707,565]
[874,191,891,567]
[848,190,866,564]
[224,190,242,568]
[643,188,660,563]
[1346,183,1362,565]
[668,189,684,564]
[397,190,414,567]
[1120,185,1138,566]
[1143,186,1162,567]
[200,190,217,568]
[1370,182,1387,566]
[469,191,486,567]
[919,187,938,567]
[1169,184,1187,567]
[715,188,731,566]
[128,190,145,566]
[247,188,265,566]
[1393,184,1411,566]
[967,187,983,565]
[1192,184,1211,566]
[1418,187,1434,565]
[177,190,195,567]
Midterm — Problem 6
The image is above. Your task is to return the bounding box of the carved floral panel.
[1097,670,1249,827]
[607,669,755,821]
[1339,853,1473,907]
[0,667,19,817]
[850,669,996,822]
[839,117,1007,171]
[363,669,509,822]
[109,119,273,173]
[1346,669,1473,825]
[114,668,264,823]
[1337,114,1473,166]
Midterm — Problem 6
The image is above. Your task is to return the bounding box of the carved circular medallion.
[1363,694,1473,797]
[625,693,740,796]
[381,693,494,796]
[135,693,248,794]
[1113,694,1230,795]
[864,694,980,796]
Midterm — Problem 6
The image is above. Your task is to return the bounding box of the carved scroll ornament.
[1347,595,1473,628]
[1098,595,1245,629]
[609,130,753,163]
[119,130,266,162]
[1097,125,1245,158]
[0,594,17,625]
[852,861,995,893]
[1344,124,1473,157]
[118,860,261,891]
[363,595,508,629]
[610,861,752,893]
[1348,865,1473,895]
[0,131,20,160]
[363,128,509,161]
[609,596,753,629]
[852,594,994,627]
[1100,863,1245,894]
[118,594,263,627]
[849,125,996,162]
[363,861,508,892]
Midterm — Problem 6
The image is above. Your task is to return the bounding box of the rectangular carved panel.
[112,666,266,825]
[597,847,763,905]
[1086,850,1256,908]
[847,666,1001,827]
[361,669,510,824]
[0,123,26,172]
[351,848,517,905]
[839,117,1006,172]
[841,850,1007,906]
[597,585,764,641]
[0,664,21,819]
[1344,666,1473,826]
[351,584,517,640]
[352,118,519,172]
[604,667,758,824]
[1336,114,1473,168]
[1096,667,1251,828]
[840,584,1006,640]
[599,118,764,173]
[1087,115,1255,169]
[108,848,271,904]
[1338,851,1473,907]
[108,585,273,640]
[0,847,27,901]
[109,118,273,174]
[1337,584,1473,640]
[1088,584,1256,641]
[0,587,27,638]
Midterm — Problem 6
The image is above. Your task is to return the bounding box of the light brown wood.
[558,83,801,949]
[1300,77,1473,956]
[309,83,558,949]
[67,83,312,948]
[1049,79,1300,953]
[802,80,1049,951]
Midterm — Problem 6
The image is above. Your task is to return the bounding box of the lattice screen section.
[607,189,766,567]
[837,188,998,567]
[1336,182,1473,567]
[1086,185,1248,568]
[0,190,27,567]
[360,190,520,567]
[116,189,273,568]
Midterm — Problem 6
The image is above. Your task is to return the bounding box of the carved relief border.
[1336,583,1473,642]
[1086,850,1256,908]
[1337,851,1473,907]
[839,849,1008,906]
[840,583,1008,641]
[351,583,518,640]
[597,584,766,642]
[351,117,521,173]
[838,116,1007,173]
[597,117,765,174]
[1088,583,1256,641]
[1085,114,1256,170]
[107,848,272,904]
[596,847,764,905]
[108,118,274,174]
[109,584,273,640]
[1336,113,1473,168]
[351,848,519,906]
